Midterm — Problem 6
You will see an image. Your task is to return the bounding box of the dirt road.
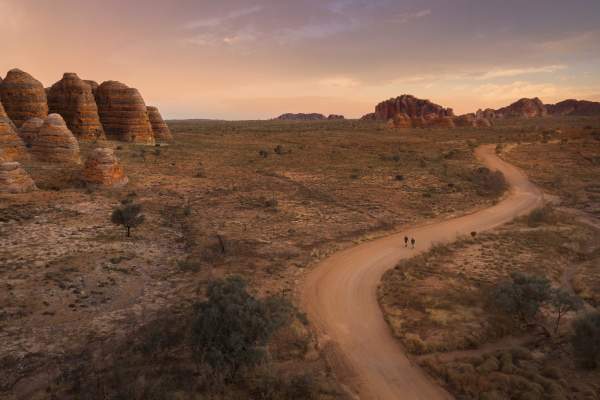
[301,145,544,400]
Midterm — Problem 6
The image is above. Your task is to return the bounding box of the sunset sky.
[1,0,599,119]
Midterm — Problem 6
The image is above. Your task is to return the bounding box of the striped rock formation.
[81,147,128,188]
[0,100,27,161]
[47,73,105,140]
[0,162,37,193]
[95,81,155,144]
[146,106,173,141]
[85,80,99,96]
[375,95,454,121]
[0,69,48,127]
[18,117,44,146]
[30,114,81,164]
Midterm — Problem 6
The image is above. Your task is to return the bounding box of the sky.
[1,0,600,120]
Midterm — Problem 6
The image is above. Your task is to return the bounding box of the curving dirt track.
[301,145,544,400]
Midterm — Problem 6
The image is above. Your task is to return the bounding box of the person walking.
[411,237,416,249]
[404,236,409,248]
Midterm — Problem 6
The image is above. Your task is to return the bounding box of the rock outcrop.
[0,100,27,160]
[146,106,173,141]
[390,112,412,128]
[454,113,493,128]
[327,114,345,120]
[85,80,99,96]
[30,114,81,163]
[81,147,128,188]
[275,113,326,121]
[0,162,36,193]
[476,108,496,120]
[427,116,456,129]
[375,95,454,121]
[95,81,155,144]
[47,73,105,140]
[0,69,48,127]
[18,117,44,146]
[495,98,547,118]
[360,113,376,121]
[546,99,600,116]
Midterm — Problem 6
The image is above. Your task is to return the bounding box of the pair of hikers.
[404,236,415,249]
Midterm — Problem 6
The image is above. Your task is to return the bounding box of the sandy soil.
[300,144,544,400]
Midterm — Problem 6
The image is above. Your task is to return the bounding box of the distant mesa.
[0,161,37,194]
[95,81,155,145]
[0,100,28,161]
[0,68,48,128]
[30,114,81,164]
[494,97,547,118]
[48,73,106,141]
[375,94,454,121]
[545,99,600,116]
[81,147,128,188]
[147,106,173,141]
[18,117,44,147]
[327,114,345,120]
[275,113,327,121]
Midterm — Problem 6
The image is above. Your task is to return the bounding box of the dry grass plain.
[378,117,600,400]
[1,117,599,398]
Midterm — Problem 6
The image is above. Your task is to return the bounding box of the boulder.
[495,98,547,118]
[30,114,81,164]
[95,81,155,144]
[274,113,326,120]
[0,100,27,161]
[546,99,600,116]
[18,117,44,146]
[327,114,345,120]
[81,147,128,188]
[146,106,173,141]
[0,69,48,127]
[0,162,37,193]
[375,95,454,121]
[47,73,105,141]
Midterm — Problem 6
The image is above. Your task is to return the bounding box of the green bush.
[191,276,293,378]
[490,272,551,325]
[111,198,145,237]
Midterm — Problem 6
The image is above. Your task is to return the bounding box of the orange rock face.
[95,81,155,144]
[146,106,173,141]
[495,98,547,118]
[81,147,128,188]
[426,116,456,129]
[0,100,27,161]
[18,117,44,146]
[48,73,105,141]
[389,112,412,128]
[0,69,48,128]
[30,114,81,164]
[0,161,37,193]
[375,95,454,121]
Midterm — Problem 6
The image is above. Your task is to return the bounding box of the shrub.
[471,167,508,197]
[549,288,583,334]
[571,312,600,369]
[111,199,145,237]
[490,272,551,325]
[527,206,555,227]
[191,276,292,378]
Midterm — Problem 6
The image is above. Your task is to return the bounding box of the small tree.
[190,276,292,378]
[491,272,551,325]
[571,312,600,369]
[111,199,145,237]
[550,288,583,334]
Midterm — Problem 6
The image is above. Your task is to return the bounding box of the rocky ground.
[1,117,598,398]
